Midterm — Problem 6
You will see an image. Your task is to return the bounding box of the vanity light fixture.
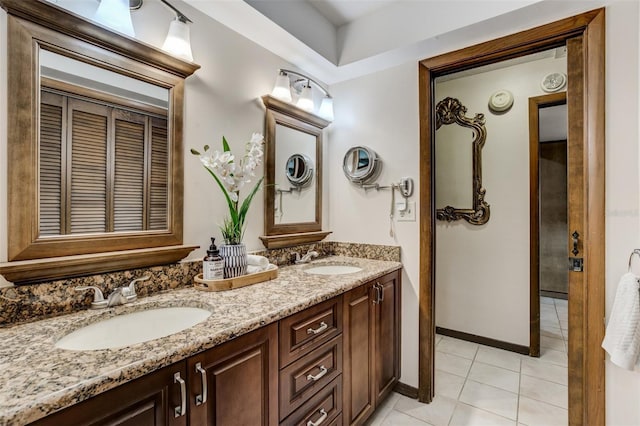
[271,69,334,121]
[94,0,136,37]
[159,0,194,62]
[94,0,194,62]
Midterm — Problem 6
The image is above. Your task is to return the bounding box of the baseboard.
[540,290,568,300]
[436,327,530,355]
[394,382,419,399]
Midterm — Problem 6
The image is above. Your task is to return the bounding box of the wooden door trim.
[418,9,606,425]
[528,92,567,358]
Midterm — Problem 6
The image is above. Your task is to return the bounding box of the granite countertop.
[0,256,402,426]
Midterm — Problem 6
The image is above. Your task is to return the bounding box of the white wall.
[329,63,421,391]
[331,1,640,423]
[435,55,566,346]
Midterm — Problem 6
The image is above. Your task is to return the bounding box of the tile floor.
[367,297,569,426]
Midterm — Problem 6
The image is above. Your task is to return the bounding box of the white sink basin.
[304,264,363,275]
[55,307,212,351]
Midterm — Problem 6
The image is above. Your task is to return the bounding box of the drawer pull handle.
[174,372,186,418]
[307,408,328,426]
[372,285,380,304]
[195,362,208,406]
[306,365,328,382]
[377,282,384,302]
[307,321,328,335]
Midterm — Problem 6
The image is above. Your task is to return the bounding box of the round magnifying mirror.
[342,146,381,184]
[285,154,314,187]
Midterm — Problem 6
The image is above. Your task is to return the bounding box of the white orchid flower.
[191,132,265,245]
[250,133,264,144]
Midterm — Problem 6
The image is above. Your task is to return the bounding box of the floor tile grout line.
[447,344,479,425]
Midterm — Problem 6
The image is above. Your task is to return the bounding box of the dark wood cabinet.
[279,296,344,425]
[30,362,188,426]
[29,269,401,426]
[343,282,375,425]
[343,270,401,425]
[374,271,401,403]
[188,323,279,426]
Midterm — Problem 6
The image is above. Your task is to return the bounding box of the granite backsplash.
[0,242,400,326]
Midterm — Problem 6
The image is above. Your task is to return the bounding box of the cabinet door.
[343,282,375,425]
[188,324,278,426]
[374,271,401,404]
[30,362,188,426]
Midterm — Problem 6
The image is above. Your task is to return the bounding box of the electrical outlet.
[395,201,416,222]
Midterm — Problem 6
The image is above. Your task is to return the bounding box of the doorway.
[418,9,605,426]
[529,92,568,358]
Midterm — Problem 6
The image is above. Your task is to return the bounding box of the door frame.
[529,92,568,358]
[418,9,605,425]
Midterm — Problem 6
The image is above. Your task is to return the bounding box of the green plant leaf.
[203,166,239,224]
[237,176,264,240]
[190,148,200,155]
[222,136,231,153]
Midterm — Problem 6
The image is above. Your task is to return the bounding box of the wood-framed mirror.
[260,95,331,249]
[0,0,200,284]
[434,97,490,225]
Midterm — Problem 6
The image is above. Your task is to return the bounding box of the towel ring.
[628,249,640,272]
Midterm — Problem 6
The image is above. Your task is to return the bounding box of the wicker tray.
[194,266,278,292]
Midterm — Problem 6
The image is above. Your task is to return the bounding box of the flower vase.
[219,243,248,278]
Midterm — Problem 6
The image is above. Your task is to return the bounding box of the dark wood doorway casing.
[529,92,568,358]
[418,9,605,426]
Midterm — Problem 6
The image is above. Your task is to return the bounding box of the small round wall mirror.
[343,146,381,184]
[285,154,314,187]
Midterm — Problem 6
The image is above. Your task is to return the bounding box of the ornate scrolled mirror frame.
[435,97,490,225]
[260,95,331,249]
[0,0,200,283]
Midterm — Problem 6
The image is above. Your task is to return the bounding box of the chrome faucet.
[293,250,319,264]
[76,275,150,309]
[122,275,150,302]
[107,287,128,307]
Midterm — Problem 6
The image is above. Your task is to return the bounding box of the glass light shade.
[162,18,194,62]
[271,73,292,102]
[318,97,334,121]
[296,85,314,112]
[94,0,135,37]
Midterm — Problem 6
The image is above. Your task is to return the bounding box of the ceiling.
[305,0,398,26]
[185,0,603,85]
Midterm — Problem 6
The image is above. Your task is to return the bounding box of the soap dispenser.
[203,238,224,280]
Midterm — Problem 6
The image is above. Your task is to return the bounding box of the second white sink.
[304,264,363,275]
[55,307,212,351]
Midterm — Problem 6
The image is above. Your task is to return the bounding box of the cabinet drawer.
[280,296,343,367]
[280,377,342,426]
[280,335,343,420]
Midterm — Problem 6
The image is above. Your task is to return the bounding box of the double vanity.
[0,256,402,425]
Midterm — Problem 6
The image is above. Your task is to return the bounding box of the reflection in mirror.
[39,49,171,237]
[343,146,381,184]
[285,154,314,187]
[274,123,316,224]
[434,97,490,225]
[435,124,473,209]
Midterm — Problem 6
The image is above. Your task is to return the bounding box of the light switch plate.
[395,201,416,222]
